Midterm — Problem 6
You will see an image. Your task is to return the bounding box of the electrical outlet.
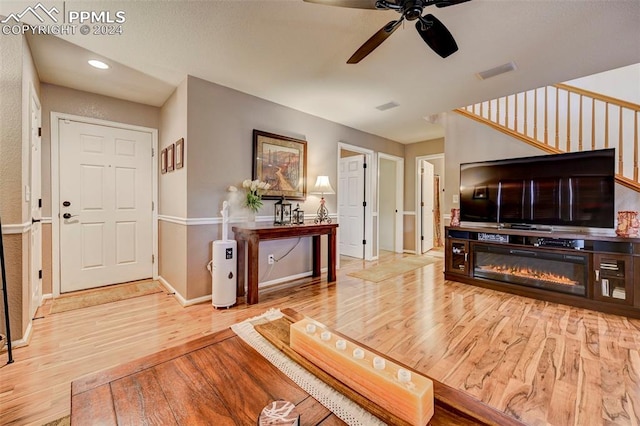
[453,194,459,203]
[268,254,275,265]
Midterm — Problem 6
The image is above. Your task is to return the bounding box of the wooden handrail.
[455,82,640,192]
[554,83,640,112]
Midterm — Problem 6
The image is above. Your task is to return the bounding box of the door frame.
[29,82,42,317]
[337,142,374,261]
[377,152,404,257]
[415,154,444,255]
[50,112,158,297]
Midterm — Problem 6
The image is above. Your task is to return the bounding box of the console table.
[232,223,338,304]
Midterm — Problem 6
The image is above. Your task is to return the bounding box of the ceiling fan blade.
[415,14,458,58]
[347,19,403,64]
[303,0,379,9]
[434,0,471,7]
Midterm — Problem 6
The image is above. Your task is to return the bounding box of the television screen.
[460,149,615,228]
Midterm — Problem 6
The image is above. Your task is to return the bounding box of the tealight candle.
[397,368,412,383]
[320,331,332,341]
[352,348,365,359]
[373,356,386,370]
[305,323,317,334]
[335,339,347,350]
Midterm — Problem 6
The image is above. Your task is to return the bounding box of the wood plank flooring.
[1,252,639,425]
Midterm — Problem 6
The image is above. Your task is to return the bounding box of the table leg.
[312,235,321,277]
[328,228,336,282]
[247,235,260,304]
[236,239,245,298]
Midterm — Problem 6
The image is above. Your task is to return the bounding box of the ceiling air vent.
[376,101,400,111]
[476,61,517,80]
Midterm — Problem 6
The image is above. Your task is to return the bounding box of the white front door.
[339,155,365,259]
[421,160,434,253]
[29,90,42,317]
[59,120,153,293]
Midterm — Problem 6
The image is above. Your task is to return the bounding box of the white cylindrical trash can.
[211,240,237,308]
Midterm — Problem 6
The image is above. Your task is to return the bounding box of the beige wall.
[159,79,188,219]
[158,220,187,298]
[0,34,23,225]
[0,34,40,340]
[172,75,404,301]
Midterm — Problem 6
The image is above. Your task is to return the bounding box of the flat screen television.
[459,149,615,228]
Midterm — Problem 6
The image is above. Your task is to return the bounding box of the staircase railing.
[455,83,640,191]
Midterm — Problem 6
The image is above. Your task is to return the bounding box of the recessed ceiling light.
[88,59,110,70]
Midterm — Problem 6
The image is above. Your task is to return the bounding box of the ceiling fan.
[304,0,470,63]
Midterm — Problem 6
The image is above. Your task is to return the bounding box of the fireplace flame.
[477,264,579,286]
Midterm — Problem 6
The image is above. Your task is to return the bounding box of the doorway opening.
[377,153,404,257]
[416,154,444,255]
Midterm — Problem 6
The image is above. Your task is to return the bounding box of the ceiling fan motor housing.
[403,0,426,20]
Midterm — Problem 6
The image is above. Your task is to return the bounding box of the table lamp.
[311,176,335,224]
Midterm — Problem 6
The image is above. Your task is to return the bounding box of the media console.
[444,226,640,318]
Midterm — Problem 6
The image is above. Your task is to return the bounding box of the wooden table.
[71,315,524,425]
[232,223,338,304]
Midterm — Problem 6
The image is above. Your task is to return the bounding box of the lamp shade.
[310,176,335,195]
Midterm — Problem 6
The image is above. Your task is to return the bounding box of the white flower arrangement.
[228,179,271,213]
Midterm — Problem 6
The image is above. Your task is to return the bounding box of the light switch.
[453,194,459,203]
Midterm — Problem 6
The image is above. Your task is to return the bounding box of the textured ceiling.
[4,0,640,143]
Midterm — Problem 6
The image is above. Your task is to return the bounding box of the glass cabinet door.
[447,240,469,276]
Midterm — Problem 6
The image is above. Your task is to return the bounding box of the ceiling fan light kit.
[304,0,471,63]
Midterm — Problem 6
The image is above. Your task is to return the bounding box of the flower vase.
[247,210,256,224]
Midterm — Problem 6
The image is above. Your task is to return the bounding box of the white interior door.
[421,160,434,253]
[339,155,365,258]
[59,120,153,293]
[29,89,42,317]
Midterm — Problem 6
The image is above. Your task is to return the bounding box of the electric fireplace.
[473,244,588,296]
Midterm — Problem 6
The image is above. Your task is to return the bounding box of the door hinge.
[152,254,155,264]
[152,148,155,157]
[362,239,367,245]
[152,201,155,211]
[421,201,424,207]
[421,236,424,241]
[363,163,367,169]
[362,201,367,207]
[38,198,42,208]
[38,269,42,279]
[38,127,42,137]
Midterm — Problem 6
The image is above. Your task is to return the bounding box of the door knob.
[63,213,78,219]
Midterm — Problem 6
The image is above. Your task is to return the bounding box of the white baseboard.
[403,249,417,254]
[42,293,53,301]
[158,275,212,307]
[259,267,328,288]
[8,321,33,349]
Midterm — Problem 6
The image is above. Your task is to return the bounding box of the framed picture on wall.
[175,138,184,169]
[253,130,307,200]
[167,143,175,172]
[161,148,167,174]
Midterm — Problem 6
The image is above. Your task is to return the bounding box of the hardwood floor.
[1,252,639,425]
